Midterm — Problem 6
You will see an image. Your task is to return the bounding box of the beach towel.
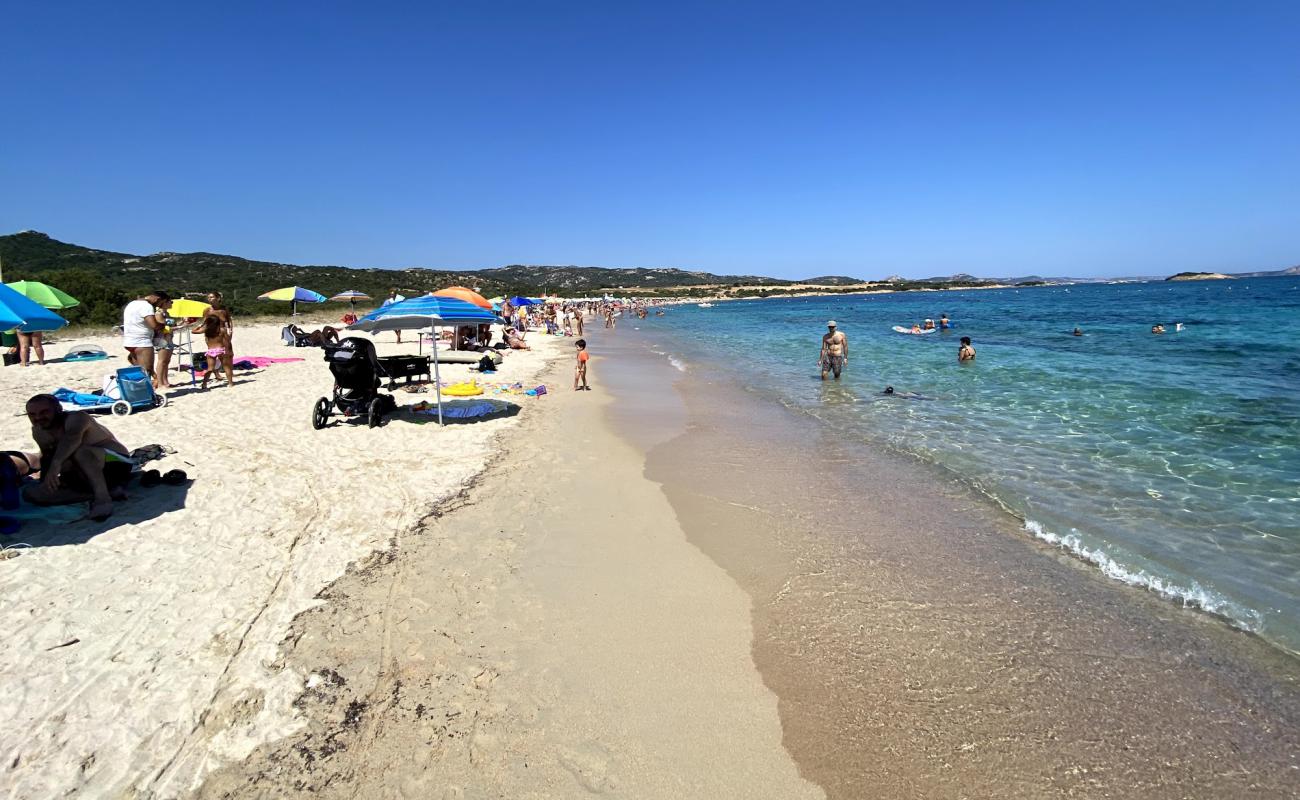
[52,387,108,408]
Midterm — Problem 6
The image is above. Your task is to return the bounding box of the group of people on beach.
[122,290,235,390]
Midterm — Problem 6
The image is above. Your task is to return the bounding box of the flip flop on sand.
[161,470,188,486]
[139,470,162,488]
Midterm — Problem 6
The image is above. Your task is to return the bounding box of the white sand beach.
[0,322,559,797]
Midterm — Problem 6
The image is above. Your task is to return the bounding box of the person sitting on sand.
[23,394,132,521]
[289,325,340,346]
[504,329,530,350]
[959,336,976,362]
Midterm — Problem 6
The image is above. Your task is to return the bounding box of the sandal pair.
[139,469,187,488]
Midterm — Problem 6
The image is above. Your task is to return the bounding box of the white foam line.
[1023,519,1264,633]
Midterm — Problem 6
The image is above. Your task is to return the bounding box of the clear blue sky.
[3,1,1298,279]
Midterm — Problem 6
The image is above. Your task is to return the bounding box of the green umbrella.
[5,280,80,310]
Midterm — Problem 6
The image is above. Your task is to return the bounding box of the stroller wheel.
[111,400,132,417]
[368,398,383,428]
[312,398,331,430]
[154,394,168,409]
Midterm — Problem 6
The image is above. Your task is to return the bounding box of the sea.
[631,277,1300,657]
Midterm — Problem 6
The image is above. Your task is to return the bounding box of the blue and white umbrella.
[348,296,500,424]
[0,283,69,332]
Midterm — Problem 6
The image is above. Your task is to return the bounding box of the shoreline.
[600,324,1300,798]
[194,341,821,798]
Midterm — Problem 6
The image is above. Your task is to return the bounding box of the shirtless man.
[23,394,131,521]
[820,320,848,380]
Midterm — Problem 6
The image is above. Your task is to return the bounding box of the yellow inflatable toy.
[443,381,484,397]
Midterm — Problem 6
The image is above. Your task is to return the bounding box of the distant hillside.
[1231,265,1300,278]
[798,275,864,286]
[0,231,804,326]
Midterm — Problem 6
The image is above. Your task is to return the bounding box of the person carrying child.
[574,339,590,391]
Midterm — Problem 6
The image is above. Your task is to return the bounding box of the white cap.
[827,320,837,327]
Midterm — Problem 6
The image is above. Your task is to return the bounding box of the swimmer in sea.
[881,386,931,400]
[819,320,847,380]
[958,336,976,362]
[1152,324,1165,334]
[1073,327,1083,336]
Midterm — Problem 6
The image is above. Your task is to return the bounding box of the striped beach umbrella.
[349,295,500,425]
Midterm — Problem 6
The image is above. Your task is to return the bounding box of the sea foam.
[1022,519,1264,633]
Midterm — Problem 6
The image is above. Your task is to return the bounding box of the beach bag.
[477,355,496,372]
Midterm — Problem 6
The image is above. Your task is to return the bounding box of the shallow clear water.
[635,277,1300,655]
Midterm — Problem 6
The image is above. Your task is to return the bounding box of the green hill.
[0,231,798,326]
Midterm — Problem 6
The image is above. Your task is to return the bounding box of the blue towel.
[53,387,109,407]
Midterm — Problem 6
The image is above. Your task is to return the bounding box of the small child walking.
[194,314,234,389]
[574,339,590,391]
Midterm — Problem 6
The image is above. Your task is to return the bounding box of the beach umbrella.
[349,295,500,425]
[329,290,372,314]
[508,296,538,307]
[168,298,211,318]
[5,280,80,310]
[258,286,327,316]
[432,286,493,309]
[0,283,68,332]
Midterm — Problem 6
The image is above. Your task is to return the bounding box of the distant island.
[1167,271,1231,281]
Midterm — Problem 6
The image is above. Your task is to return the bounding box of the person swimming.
[1073,327,1083,336]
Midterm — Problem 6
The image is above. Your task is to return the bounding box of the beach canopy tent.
[0,283,68,332]
[5,280,80,310]
[348,295,499,425]
[431,286,493,309]
[259,286,327,316]
[508,296,538,307]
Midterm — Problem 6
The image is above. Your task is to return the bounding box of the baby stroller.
[312,337,397,429]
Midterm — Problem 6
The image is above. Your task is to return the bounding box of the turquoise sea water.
[637,278,1300,655]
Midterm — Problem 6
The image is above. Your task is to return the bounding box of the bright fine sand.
[0,322,560,797]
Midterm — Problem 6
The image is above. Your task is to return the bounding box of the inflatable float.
[892,326,938,335]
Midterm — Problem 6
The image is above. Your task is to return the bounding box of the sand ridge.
[0,322,560,798]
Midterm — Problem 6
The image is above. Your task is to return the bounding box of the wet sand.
[598,325,1300,798]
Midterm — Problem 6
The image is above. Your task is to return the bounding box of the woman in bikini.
[204,292,236,386]
[194,315,234,389]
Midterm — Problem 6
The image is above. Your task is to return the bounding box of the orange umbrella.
[432,286,492,309]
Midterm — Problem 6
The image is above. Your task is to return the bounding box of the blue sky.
[3,1,1298,279]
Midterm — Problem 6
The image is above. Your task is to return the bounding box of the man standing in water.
[820,320,847,380]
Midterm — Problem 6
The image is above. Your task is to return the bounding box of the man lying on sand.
[23,394,132,521]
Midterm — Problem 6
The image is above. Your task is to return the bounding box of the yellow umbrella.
[168,298,211,318]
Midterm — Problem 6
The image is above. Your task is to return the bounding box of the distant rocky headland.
[1167,271,1231,281]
